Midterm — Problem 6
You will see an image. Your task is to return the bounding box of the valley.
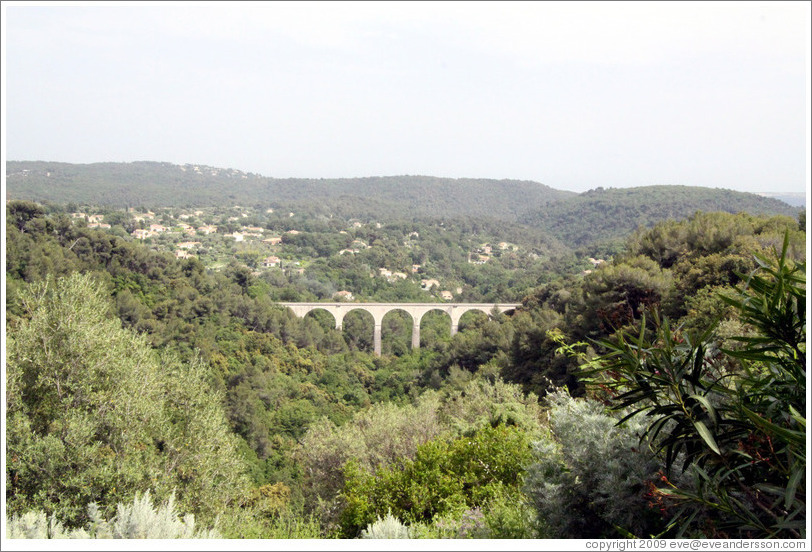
[4,162,807,540]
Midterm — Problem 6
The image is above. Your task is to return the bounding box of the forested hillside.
[5,161,573,221]
[5,198,806,539]
[6,161,801,251]
[520,185,801,248]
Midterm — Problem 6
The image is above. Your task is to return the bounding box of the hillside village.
[65,205,563,304]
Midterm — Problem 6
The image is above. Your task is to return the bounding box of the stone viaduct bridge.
[279,302,521,356]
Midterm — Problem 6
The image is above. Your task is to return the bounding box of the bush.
[340,423,533,537]
[6,491,220,539]
[438,376,546,437]
[523,390,663,538]
[411,508,488,539]
[217,507,323,539]
[361,511,412,539]
[297,392,445,529]
[411,484,537,539]
[5,273,249,526]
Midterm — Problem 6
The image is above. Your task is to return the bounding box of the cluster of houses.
[66,210,535,303]
[178,164,251,179]
[71,212,111,229]
[468,242,517,264]
[418,278,457,301]
[328,277,457,303]
[337,239,369,256]
[132,223,220,240]
[581,257,606,275]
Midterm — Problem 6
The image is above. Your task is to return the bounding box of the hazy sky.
[2,1,810,193]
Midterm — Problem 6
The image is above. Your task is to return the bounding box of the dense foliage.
[521,185,799,248]
[581,236,806,537]
[6,273,249,527]
[523,390,664,538]
[5,194,806,539]
[341,424,533,536]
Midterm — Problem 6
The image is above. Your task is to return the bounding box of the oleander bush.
[580,234,806,538]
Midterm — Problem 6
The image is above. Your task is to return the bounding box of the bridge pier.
[374,323,383,357]
[411,317,420,350]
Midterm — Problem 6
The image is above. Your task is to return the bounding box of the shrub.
[361,511,412,539]
[523,390,663,538]
[6,491,219,539]
[340,423,533,537]
[412,484,537,539]
[218,508,323,539]
[297,392,445,528]
[5,273,249,526]
[411,508,488,539]
[480,484,538,539]
[438,376,546,437]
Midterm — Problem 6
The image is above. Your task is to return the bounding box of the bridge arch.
[301,307,341,331]
[381,308,417,356]
[341,309,376,352]
[417,308,453,347]
[457,309,490,332]
[280,302,521,356]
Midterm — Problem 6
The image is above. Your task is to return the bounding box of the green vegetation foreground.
[5,202,806,538]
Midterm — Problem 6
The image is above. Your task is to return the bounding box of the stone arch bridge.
[279,302,521,356]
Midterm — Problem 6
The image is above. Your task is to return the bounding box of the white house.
[263,256,281,268]
[421,279,440,290]
[334,290,354,301]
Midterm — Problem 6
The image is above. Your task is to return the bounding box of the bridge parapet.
[278,302,521,356]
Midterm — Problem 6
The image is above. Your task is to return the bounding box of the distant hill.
[520,185,802,248]
[4,161,573,221]
[755,192,807,208]
[6,162,802,249]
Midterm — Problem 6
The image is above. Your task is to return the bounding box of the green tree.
[580,255,673,335]
[6,273,249,527]
[6,199,46,232]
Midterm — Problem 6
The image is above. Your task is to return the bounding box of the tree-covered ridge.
[5,160,573,220]
[7,161,802,251]
[520,185,801,247]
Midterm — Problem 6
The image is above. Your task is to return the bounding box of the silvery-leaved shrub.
[524,389,662,538]
[360,510,412,539]
[4,510,87,539]
[6,491,219,539]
